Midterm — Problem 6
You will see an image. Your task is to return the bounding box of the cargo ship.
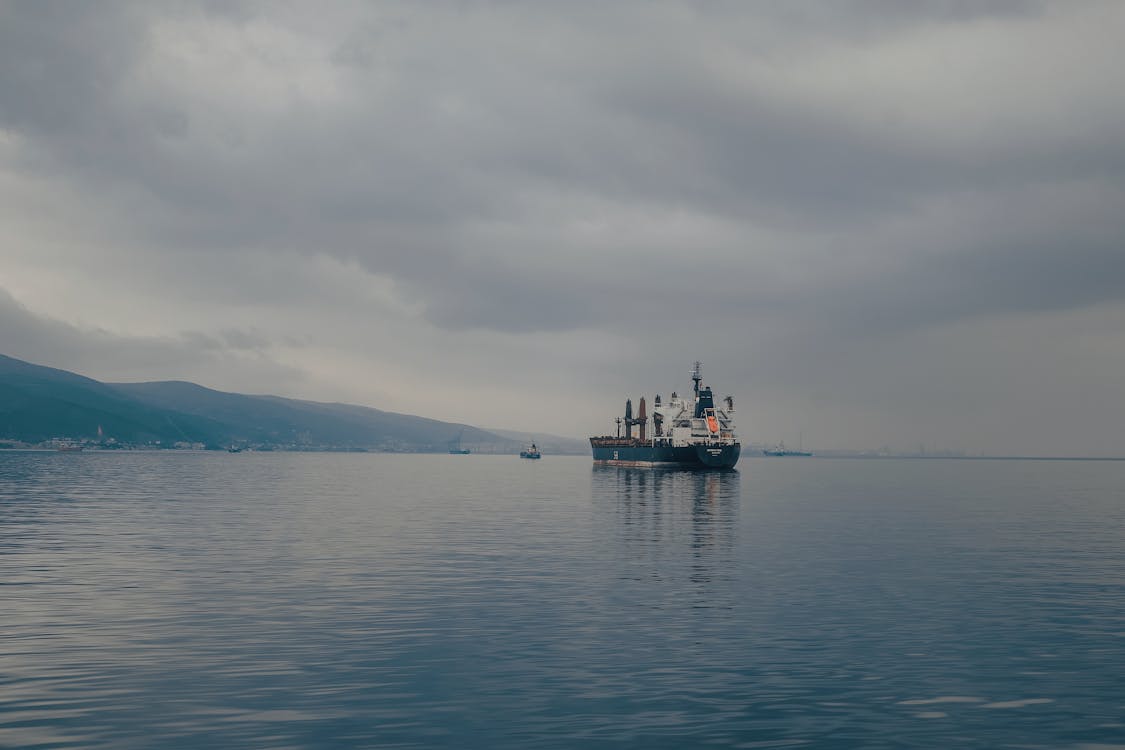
[762,441,812,457]
[589,362,741,469]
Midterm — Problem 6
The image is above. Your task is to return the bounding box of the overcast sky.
[2,1,1124,455]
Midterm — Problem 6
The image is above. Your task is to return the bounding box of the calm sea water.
[2,452,1125,749]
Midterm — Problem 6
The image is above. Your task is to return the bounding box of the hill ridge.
[0,354,519,452]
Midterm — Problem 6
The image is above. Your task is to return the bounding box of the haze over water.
[2,451,1125,748]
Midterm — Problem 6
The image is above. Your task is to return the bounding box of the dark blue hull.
[590,441,740,469]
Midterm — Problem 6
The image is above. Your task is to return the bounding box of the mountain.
[0,354,226,444]
[111,380,505,451]
[0,354,513,451]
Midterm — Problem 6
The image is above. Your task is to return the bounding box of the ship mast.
[692,361,703,395]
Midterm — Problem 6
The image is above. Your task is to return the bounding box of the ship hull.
[590,441,740,469]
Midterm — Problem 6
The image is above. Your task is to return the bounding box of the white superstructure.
[648,362,738,449]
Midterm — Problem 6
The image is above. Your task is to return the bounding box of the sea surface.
[2,451,1125,749]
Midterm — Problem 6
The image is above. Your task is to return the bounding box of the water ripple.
[2,453,1125,747]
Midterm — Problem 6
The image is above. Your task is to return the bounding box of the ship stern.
[694,443,741,469]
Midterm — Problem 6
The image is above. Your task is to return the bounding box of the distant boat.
[56,442,84,453]
[448,429,471,455]
[762,440,812,457]
[227,446,242,453]
[519,443,541,459]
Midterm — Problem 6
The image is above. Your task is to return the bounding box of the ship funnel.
[624,398,633,439]
[638,397,647,442]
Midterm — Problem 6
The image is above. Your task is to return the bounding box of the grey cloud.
[2,1,1124,452]
[749,0,1046,34]
[220,328,274,351]
[0,3,144,137]
[0,287,300,388]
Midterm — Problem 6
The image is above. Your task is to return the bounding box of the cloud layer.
[2,1,1124,454]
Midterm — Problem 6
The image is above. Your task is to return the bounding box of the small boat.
[56,442,84,452]
[448,429,471,454]
[519,443,541,459]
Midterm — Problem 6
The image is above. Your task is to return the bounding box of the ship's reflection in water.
[590,466,740,601]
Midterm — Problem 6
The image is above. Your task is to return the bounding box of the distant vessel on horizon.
[762,440,812,457]
[519,442,541,459]
[448,429,471,454]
